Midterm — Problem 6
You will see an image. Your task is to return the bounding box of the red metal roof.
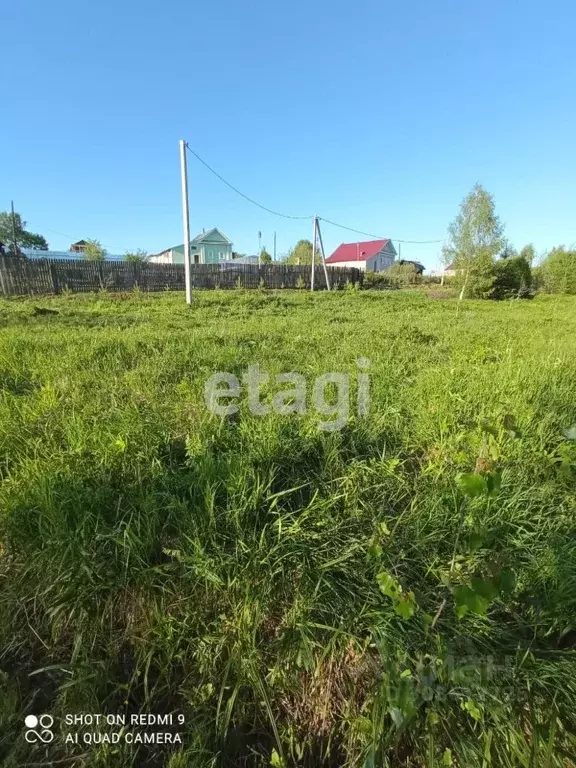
[326,239,390,263]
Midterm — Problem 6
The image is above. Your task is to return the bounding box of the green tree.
[491,256,532,299]
[0,211,49,252]
[259,248,272,264]
[500,244,518,260]
[124,249,148,263]
[388,261,420,284]
[284,239,313,265]
[538,247,576,294]
[83,239,107,262]
[518,244,536,265]
[444,184,506,299]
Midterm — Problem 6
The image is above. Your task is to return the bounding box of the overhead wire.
[185,143,311,220]
[27,224,131,255]
[26,146,444,253]
[318,217,443,244]
[185,143,443,245]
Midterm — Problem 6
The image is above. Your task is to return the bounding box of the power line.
[185,143,443,244]
[318,217,443,245]
[28,224,128,254]
[185,143,311,220]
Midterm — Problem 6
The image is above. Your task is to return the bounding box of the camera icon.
[24,714,54,744]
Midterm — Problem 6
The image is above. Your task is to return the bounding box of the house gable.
[191,228,232,245]
[326,239,391,264]
[152,228,234,265]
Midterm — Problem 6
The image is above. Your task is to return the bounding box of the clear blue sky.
[3,0,575,268]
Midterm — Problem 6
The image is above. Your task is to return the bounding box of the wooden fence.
[0,257,362,296]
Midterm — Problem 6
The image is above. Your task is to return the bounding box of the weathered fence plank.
[0,257,362,297]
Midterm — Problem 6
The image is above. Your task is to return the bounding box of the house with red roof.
[431,261,456,278]
[325,239,397,272]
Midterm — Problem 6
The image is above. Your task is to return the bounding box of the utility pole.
[310,216,317,291]
[398,242,401,262]
[273,231,277,262]
[10,201,18,257]
[179,139,192,304]
[258,231,262,266]
[316,217,331,291]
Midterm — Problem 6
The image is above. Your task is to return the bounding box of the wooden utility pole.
[310,216,331,292]
[310,216,317,291]
[316,217,331,291]
[179,140,192,304]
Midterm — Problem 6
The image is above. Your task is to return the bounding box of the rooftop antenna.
[258,230,262,266]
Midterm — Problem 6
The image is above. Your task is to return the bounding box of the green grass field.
[1,289,576,767]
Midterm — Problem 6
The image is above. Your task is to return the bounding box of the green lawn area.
[1,289,576,767]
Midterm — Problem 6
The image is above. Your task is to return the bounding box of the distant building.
[431,262,456,278]
[398,259,425,275]
[70,240,89,253]
[149,228,233,265]
[325,239,397,272]
[229,254,259,265]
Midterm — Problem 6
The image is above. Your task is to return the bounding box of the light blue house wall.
[151,228,233,265]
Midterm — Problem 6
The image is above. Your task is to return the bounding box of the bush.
[389,261,420,284]
[453,252,495,299]
[490,256,533,299]
[362,263,419,290]
[362,271,395,290]
[83,239,107,262]
[537,247,576,294]
[124,249,149,264]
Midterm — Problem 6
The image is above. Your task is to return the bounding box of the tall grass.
[0,289,575,767]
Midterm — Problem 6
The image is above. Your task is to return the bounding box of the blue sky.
[2,0,575,269]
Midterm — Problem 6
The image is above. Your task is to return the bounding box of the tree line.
[442,184,576,298]
[2,196,575,294]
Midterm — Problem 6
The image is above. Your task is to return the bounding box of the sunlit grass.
[1,289,575,767]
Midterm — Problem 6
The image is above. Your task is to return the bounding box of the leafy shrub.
[124,249,148,263]
[362,263,419,290]
[490,256,533,299]
[453,252,495,299]
[537,247,576,294]
[362,271,394,290]
[83,239,107,262]
[389,261,420,284]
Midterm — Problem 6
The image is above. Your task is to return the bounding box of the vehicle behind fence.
[0,257,362,296]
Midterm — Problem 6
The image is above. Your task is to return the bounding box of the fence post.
[49,262,60,294]
[0,256,7,296]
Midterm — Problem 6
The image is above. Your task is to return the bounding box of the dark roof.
[399,259,425,273]
[71,240,88,246]
[326,239,390,263]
